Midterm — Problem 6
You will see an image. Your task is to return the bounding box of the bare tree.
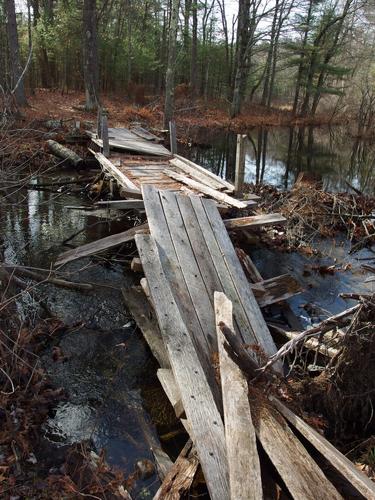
[5,0,27,107]
[83,0,99,111]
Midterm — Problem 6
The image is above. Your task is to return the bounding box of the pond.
[182,125,375,194]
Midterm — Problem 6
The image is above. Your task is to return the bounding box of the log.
[47,139,83,167]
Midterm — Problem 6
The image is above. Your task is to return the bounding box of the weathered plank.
[154,440,199,500]
[130,126,161,142]
[157,369,184,418]
[55,223,148,267]
[215,292,262,500]
[135,233,229,500]
[270,396,375,500]
[251,273,302,307]
[91,135,171,156]
[90,150,141,192]
[174,154,235,193]
[236,248,263,283]
[224,213,286,230]
[95,200,145,210]
[201,198,281,370]
[164,169,249,209]
[170,157,227,191]
[121,286,170,368]
[253,403,342,500]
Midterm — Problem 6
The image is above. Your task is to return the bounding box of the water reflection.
[183,126,375,194]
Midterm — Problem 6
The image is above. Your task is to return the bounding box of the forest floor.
[22,89,345,136]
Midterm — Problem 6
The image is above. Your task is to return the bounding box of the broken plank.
[253,403,342,500]
[122,287,169,369]
[174,154,235,193]
[164,169,249,209]
[224,213,286,230]
[170,157,227,191]
[215,292,262,500]
[270,396,375,500]
[251,274,302,308]
[135,233,229,500]
[55,223,148,267]
[236,248,263,283]
[91,136,171,156]
[154,440,199,500]
[90,150,140,192]
[130,126,162,142]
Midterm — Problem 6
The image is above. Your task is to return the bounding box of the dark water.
[2,173,178,496]
[182,125,375,194]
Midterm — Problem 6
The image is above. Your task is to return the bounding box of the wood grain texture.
[270,396,375,500]
[224,213,286,230]
[90,150,140,191]
[170,157,226,191]
[215,292,263,500]
[136,233,229,500]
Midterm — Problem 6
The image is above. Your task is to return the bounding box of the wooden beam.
[55,223,149,267]
[101,113,110,157]
[234,134,246,197]
[251,273,302,308]
[270,396,375,500]
[164,169,250,209]
[224,213,286,230]
[90,149,141,192]
[253,402,342,500]
[174,154,235,193]
[169,120,177,154]
[170,157,227,191]
[135,233,229,500]
[215,292,262,500]
[95,200,145,210]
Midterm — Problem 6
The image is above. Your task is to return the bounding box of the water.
[2,172,177,496]
[182,125,375,193]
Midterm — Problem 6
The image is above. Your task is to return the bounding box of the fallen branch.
[261,304,361,372]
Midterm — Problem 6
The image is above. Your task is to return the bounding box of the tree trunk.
[190,0,198,96]
[5,0,28,107]
[83,0,99,111]
[164,0,180,128]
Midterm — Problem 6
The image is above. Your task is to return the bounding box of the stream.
[3,125,374,497]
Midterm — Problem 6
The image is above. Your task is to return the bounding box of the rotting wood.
[151,447,173,481]
[135,233,230,500]
[236,248,263,283]
[224,213,286,230]
[121,286,169,368]
[130,125,161,142]
[91,135,171,156]
[47,139,83,167]
[55,223,148,267]
[270,396,375,500]
[164,169,250,209]
[174,154,235,193]
[153,439,199,500]
[251,273,302,308]
[253,402,343,500]
[215,292,262,500]
[130,257,143,273]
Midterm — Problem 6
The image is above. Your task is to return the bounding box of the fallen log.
[47,139,84,167]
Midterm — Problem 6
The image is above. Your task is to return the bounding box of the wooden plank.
[157,369,184,418]
[95,200,145,210]
[201,198,281,370]
[253,403,342,500]
[90,150,141,192]
[91,136,171,156]
[174,154,235,193]
[164,169,249,209]
[130,126,161,142]
[170,157,226,191]
[270,396,375,500]
[224,213,287,230]
[236,248,263,283]
[215,292,262,500]
[121,286,170,369]
[135,233,229,500]
[251,273,302,308]
[55,223,148,267]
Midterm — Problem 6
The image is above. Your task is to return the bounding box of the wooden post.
[234,134,246,198]
[101,112,109,158]
[96,107,102,138]
[169,120,177,154]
